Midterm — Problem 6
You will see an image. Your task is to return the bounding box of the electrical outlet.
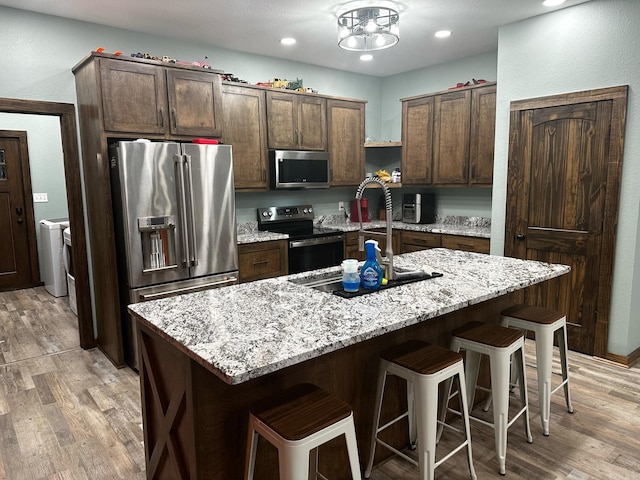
[33,193,48,203]
[338,201,345,211]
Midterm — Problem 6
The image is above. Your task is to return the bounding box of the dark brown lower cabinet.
[238,240,288,283]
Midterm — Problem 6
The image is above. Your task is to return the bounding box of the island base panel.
[137,293,517,479]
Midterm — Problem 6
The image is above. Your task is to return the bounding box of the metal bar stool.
[500,304,574,436]
[448,322,533,475]
[364,340,477,480]
[245,383,362,480]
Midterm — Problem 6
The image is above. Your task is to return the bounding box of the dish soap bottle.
[360,240,383,290]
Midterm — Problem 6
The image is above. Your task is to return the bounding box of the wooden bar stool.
[500,304,574,436]
[245,383,362,480]
[448,322,533,475]
[364,340,477,480]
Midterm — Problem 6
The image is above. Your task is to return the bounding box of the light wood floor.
[1,287,639,479]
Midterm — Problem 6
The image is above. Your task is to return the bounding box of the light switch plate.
[33,193,48,203]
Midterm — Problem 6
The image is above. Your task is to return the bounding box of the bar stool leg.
[490,348,511,475]
[463,350,482,408]
[364,363,388,478]
[513,345,533,444]
[535,326,554,436]
[407,380,417,448]
[279,444,310,480]
[414,380,438,480]
[558,324,574,414]
[344,416,364,480]
[456,370,478,480]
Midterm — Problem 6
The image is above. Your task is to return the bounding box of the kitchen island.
[128,249,569,479]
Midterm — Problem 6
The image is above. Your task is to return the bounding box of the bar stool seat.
[500,304,574,436]
[448,322,533,475]
[245,383,362,480]
[364,340,477,480]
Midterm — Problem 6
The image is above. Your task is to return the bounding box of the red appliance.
[351,199,369,222]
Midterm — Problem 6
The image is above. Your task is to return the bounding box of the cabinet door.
[238,241,288,283]
[432,90,471,184]
[100,58,167,134]
[298,96,327,151]
[469,85,496,185]
[167,69,223,137]
[266,91,298,149]
[441,235,490,254]
[222,85,268,190]
[328,99,365,186]
[401,96,434,185]
[400,231,441,253]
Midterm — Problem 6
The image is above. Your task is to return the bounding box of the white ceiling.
[1,0,591,77]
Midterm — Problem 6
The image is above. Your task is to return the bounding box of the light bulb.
[347,36,357,48]
[365,19,377,33]
[375,35,386,47]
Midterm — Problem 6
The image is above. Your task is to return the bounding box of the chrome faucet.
[355,177,396,280]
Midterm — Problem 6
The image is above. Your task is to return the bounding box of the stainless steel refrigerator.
[110,140,238,367]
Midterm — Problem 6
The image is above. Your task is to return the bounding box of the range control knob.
[261,211,268,217]
[308,207,313,213]
[303,208,308,214]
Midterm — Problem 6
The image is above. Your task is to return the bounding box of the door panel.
[506,93,622,355]
[0,134,38,290]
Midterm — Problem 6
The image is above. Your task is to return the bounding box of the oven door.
[288,235,344,274]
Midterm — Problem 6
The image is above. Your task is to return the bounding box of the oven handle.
[289,235,344,249]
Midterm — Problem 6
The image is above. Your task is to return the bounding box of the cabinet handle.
[300,130,303,145]
[159,108,164,127]
[253,260,269,266]
[262,169,266,182]
[294,129,298,145]
[171,108,177,129]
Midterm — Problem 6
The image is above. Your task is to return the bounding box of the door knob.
[16,207,23,215]
[17,218,23,224]
[516,234,526,240]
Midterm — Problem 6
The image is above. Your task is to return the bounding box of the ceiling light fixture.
[338,6,399,52]
[280,37,296,45]
[435,30,451,38]
[542,0,565,6]
[360,54,373,61]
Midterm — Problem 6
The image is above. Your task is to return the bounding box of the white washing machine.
[63,227,77,315]
[39,218,69,297]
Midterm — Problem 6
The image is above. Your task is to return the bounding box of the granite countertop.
[236,216,491,243]
[319,215,492,239]
[129,249,569,385]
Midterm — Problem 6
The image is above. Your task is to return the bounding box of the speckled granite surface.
[129,248,569,385]
[236,221,288,244]
[237,215,491,243]
[318,215,491,238]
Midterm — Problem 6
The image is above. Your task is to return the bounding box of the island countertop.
[128,248,569,385]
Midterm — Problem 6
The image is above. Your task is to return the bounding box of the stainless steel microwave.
[269,150,330,189]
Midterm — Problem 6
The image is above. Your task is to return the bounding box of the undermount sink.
[290,267,442,298]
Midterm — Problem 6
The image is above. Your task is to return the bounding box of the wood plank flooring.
[0,287,639,479]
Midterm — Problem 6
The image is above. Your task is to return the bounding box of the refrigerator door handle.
[138,276,238,300]
[174,154,190,267]
[184,154,199,267]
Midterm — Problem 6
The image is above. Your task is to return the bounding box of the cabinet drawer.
[401,231,442,250]
[238,241,288,283]
[441,235,490,254]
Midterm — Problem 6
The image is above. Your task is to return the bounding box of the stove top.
[257,204,343,240]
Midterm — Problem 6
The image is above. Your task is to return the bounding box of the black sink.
[293,270,443,298]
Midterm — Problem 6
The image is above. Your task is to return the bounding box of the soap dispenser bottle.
[360,240,384,290]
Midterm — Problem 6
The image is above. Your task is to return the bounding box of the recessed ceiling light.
[543,0,565,6]
[360,54,373,61]
[280,37,296,46]
[435,30,452,38]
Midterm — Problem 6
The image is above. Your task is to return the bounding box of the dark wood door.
[401,96,434,185]
[0,132,39,290]
[266,91,298,149]
[432,89,471,184]
[167,69,223,137]
[506,87,628,356]
[99,58,168,134]
[328,99,365,186]
[221,84,268,189]
[298,96,327,151]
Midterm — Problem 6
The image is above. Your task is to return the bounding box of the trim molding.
[605,346,640,368]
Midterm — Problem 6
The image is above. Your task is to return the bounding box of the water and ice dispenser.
[137,215,177,271]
